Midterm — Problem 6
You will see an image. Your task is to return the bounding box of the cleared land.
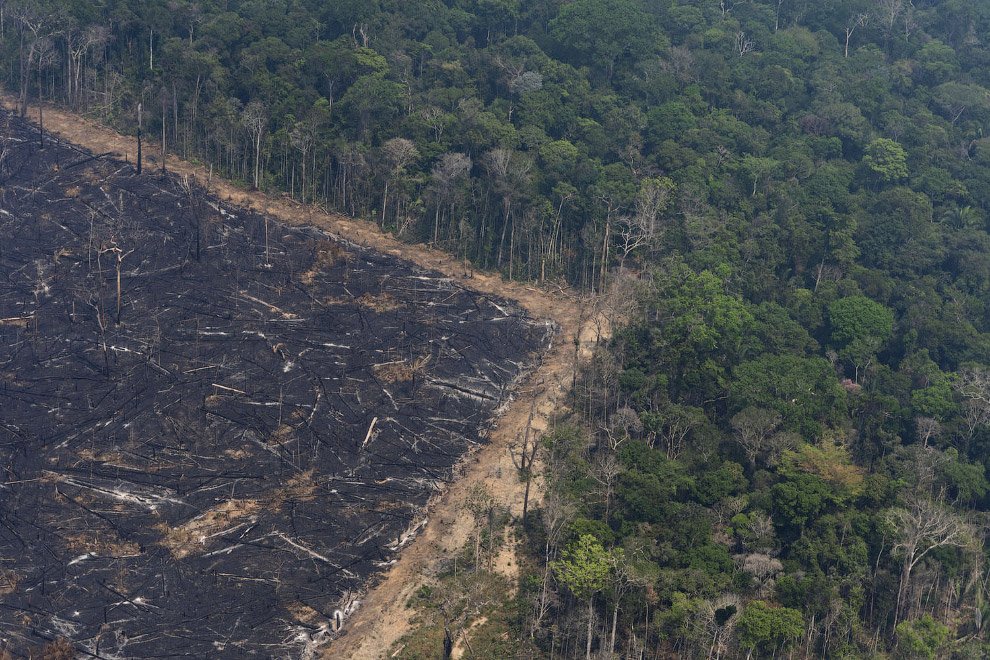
[0,109,552,658]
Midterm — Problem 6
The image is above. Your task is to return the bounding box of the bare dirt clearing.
[0,98,597,660]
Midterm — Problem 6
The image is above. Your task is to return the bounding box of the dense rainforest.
[4,0,990,658]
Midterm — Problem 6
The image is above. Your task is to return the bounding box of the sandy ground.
[2,96,604,659]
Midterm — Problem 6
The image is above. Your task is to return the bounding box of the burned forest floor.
[0,106,567,659]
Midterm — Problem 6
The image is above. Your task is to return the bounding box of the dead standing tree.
[954,366,990,454]
[136,102,142,174]
[731,407,783,470]
[429,152,471,245]
[290,119,316,204]
[105,240,135,324]
[64,24,107,111]
[484,147,532,277]
[160,86,168,174]
[615,176,675,268]
[34,36,56,150]
[379,137,418,231]
[887,496,970,628]
[241,100,267,190]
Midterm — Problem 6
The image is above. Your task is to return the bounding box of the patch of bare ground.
[155,470,320,560]
[156,498,263,559]
[1,93,606,659]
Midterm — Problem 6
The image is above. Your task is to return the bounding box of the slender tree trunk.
[497,201,510,267]
[587,597,594,660]
[19,39,30,117]
[116,258,122,322]
[610,600,619,656]
[161,93,166,174]
[37,60,43,149]
[599,216,611,290]
[137,102,142,174]
[895,558,914,628]
[508,215,515,280]
[253,132,261,188]
[172,81,178,153]
[381,179,388,227]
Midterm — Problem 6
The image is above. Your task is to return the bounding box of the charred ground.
[0,110,550,658]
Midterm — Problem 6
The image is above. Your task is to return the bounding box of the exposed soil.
[0,96,600,660]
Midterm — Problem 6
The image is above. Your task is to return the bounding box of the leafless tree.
[747,511,776,548]
[463,483,503,571]
[485,147,532,277]
[902,1,917,39]
[581,348,620,431]
[765,431,800,467]
[34,36,56,149]
[701,593,741,660]
[290,119,319,204]
[659,45,696,83]
[241,101,267,190]
[380,137,418,229]
[887,496,970,626]
[603,406,642,452]
[737,553,783,597]
[958,399,989,454]
[845,13,869,57]
[421,106,446,143]
[531,494,572,636]
[105,241,135,324]
[649,404,704,460]
[956,366,990,406]
[0,113,11,182]
[605,548,653,656]
[65,24,107,110]
[731,407,783,469]
[735,31,754,57]
[600,268,641,336]
[429,152,470,244]
[712,496,747,530]
[616,176,675,267]
[432,572,499,660]
[874,0,903,47]
[590,451,622,521]
[915,416,942,449]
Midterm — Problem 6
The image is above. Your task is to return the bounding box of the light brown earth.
[2,96,605,660]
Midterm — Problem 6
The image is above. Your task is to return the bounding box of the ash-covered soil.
[0,110,550,658]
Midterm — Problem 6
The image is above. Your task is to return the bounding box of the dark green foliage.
[732,354,847,437]
[739,601,804,658]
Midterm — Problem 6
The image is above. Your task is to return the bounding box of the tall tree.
[553,534,613,660]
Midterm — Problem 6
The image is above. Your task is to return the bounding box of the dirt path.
[3,97,603,659]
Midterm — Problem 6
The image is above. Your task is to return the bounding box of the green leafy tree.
[863,138,908,184]
[828,296,894,347]
[738,601,804,658]
[771,473,833,536]
[732,354,847,438]
[552,534,613,660]
[895,615,950,660]
[828,296,895,384]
